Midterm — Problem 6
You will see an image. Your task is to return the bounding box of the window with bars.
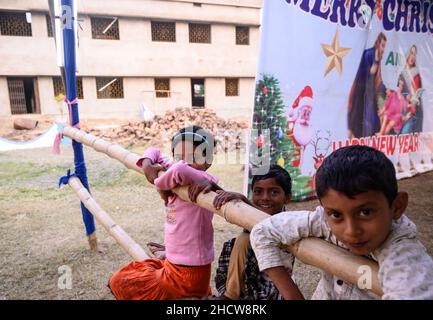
[7,79,27,114]
[91,17,119,40]
[235,26,249,45]
[151,21,176,42]
[46,13,53,37]
[53,77,84,99]
[96,77,123,99]
[225,78,239,96]
[0,11,32,36]
[154,78,170,98]
[189,23,211,43]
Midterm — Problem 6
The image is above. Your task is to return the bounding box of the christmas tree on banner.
[249,74,313,200]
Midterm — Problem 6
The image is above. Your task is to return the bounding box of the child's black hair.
[251,164,292,196]
[315,145,398,206]
[171,125,215,157]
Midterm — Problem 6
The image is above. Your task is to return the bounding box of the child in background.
[251,145,433,300]
[109,125,222,300]
[213,165,295,300]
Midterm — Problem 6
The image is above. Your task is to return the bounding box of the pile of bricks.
[88,107,249,151]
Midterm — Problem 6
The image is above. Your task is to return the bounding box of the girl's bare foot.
[146,242,166,259]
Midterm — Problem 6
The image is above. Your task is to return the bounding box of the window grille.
[0,12,32,36]
[189,23,211,43]
[8,79,27,114]
[151,21,176,42]
[91,17,119,40]
[225,78,239,96]
[154,78,170,98]
[46,13,53,37]
[235,26,249,45]
[53,77,84,99]
[96,77,123,99]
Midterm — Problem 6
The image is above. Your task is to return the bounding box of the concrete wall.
[0,16,260,77]
[0,77,11,116]
[24,76,255,120]
[37,76,65,117]
[0,0,262,23]
[205,78,255,120]
[0,0,261,120]
[0,13,59,76]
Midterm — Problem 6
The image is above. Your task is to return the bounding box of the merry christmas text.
[285,0,433,34]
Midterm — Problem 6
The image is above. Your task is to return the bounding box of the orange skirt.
[109,258,211,300]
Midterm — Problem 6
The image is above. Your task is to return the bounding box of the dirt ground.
[0,144,432,300]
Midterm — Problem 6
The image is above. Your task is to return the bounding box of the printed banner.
[248,0,433,200]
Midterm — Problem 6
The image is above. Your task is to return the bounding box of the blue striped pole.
[61,0,97,249]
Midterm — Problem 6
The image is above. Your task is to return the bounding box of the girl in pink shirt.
[109,125,221,300]
[378,76,408,135]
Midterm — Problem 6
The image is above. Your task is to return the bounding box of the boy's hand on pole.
[157,189,173,206]
[141,158,166,184]
[188,181,214,203]
[213,190,245,210]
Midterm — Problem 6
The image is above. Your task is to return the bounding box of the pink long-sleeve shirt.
[137,148,217,266]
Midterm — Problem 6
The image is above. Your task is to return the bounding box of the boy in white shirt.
[250,145,433,299]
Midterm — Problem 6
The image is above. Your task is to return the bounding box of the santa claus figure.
[286,85,314,168]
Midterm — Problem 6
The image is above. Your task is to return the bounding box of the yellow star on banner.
[320,27,351,77]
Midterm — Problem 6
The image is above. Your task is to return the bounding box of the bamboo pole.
[68,176,148,261]
[62,126,383,296]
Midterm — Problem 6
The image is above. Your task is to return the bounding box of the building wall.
[0,16,260,77]
[0,77,11,116]
[1,75,255,120]
[0,12,59,76]
[0,0,262,23]
[206,78,255,120]
[37,76,65,117]
[35,76,254,119]
[0,0,261,120]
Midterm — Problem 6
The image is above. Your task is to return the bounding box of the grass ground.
[0,145,432,300]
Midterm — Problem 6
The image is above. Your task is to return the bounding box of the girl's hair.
[171,125,215,158]
[251,164,292,196]
[406,44,417,66]
[374,32,387,48]
[397,74,405,86]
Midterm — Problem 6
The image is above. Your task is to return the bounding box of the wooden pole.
[68,176,148,261]
[62,126,383,296]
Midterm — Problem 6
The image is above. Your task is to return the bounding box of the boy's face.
[320,189,407,255]
[252,178,290,216]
